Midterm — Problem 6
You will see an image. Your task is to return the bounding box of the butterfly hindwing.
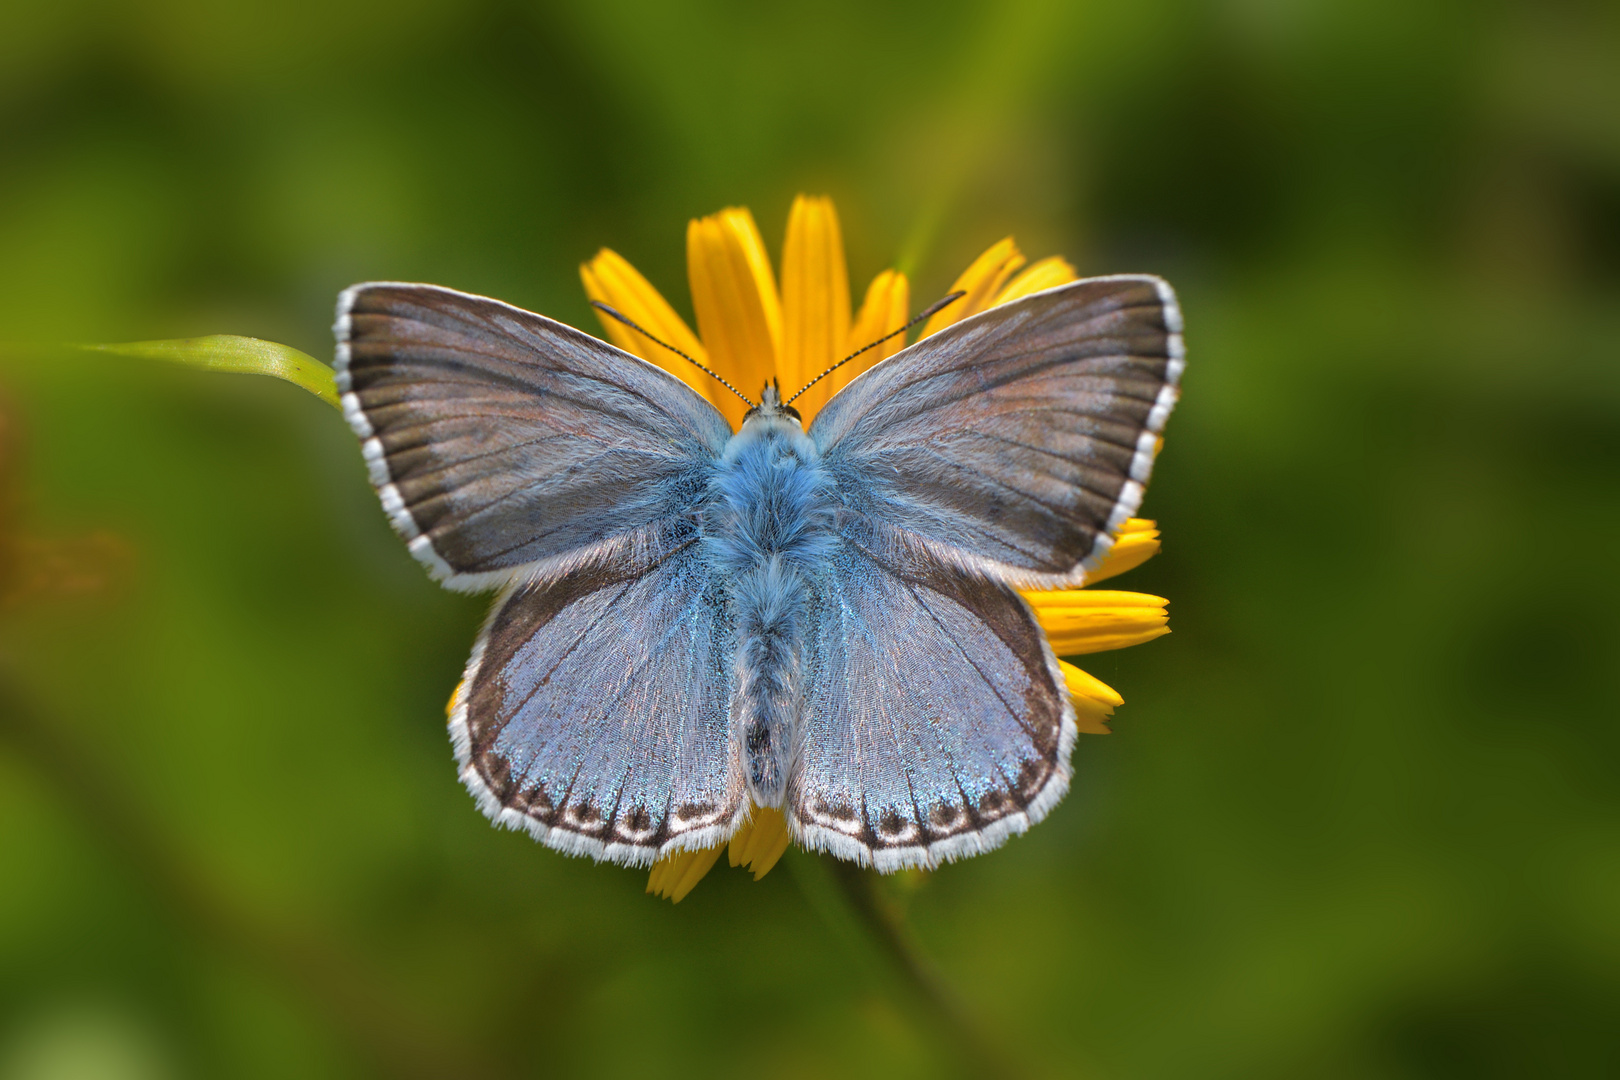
[809,276,1184,586]
[335,282,731,591]
[453,536,746,864]
[790,536,1074,870]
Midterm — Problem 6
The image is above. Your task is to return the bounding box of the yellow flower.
[580,196,1171,902]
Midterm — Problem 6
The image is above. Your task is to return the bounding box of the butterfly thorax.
[706,407,836,808]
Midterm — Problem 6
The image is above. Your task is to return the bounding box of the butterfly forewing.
[335,282,731,591]
[809,276,1183,587]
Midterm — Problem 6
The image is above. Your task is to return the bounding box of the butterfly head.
[743,380,802,426]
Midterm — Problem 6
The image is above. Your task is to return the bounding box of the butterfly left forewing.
[336,282,730,592]
[790,539,1073,870]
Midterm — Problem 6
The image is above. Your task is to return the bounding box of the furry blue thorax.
[705,398,836,808]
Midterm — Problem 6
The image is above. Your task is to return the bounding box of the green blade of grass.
[77,335,340,409]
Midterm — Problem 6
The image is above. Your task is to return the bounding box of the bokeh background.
[2,1,1618,1077]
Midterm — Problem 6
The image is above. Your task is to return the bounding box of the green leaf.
[78,335,340,409]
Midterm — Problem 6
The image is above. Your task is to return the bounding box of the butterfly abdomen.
[709,414,836,807]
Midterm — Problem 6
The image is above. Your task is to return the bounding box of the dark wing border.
[1074,276,1183,571]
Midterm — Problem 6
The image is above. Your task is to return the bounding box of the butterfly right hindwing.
[790,531,1074,870]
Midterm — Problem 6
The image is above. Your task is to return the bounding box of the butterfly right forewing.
[808,276,1183,588]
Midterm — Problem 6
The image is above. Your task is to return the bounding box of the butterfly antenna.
[785,290,966,406]
[590,301,755,407]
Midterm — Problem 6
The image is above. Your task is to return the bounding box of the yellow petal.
[778,195,851,422]
[1087,518,1161,584]
[646,843,726,903]
[1058,660,1122,735]
[687,207,781,430]
[580,248,715,406]
[1071,698,1116,734]
[727,804,791,881]
[992,255,1079,306]
[1023,589,1169,655]
[919,237,1025,339]
[833,269,910,397]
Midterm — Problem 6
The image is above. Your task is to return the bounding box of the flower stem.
[826,859,1023,1080]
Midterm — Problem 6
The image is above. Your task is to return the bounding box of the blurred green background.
[2,1,1618,1077]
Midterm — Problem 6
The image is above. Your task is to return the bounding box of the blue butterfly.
[333,276,1182,871]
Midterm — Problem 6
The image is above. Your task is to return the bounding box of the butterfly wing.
[454,539,744,864]
[335,282,743,860]
[791,540,1073,870]
[808,276,1184,587]
[335,282,731,592]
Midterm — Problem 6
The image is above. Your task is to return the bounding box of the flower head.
[581,196,1171,902]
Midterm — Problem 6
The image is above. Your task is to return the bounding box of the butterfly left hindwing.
[457,541,744,864]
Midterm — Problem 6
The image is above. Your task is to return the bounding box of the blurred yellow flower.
[580,197,1170,902]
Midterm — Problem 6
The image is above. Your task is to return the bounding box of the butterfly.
[333,275,1182,871]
